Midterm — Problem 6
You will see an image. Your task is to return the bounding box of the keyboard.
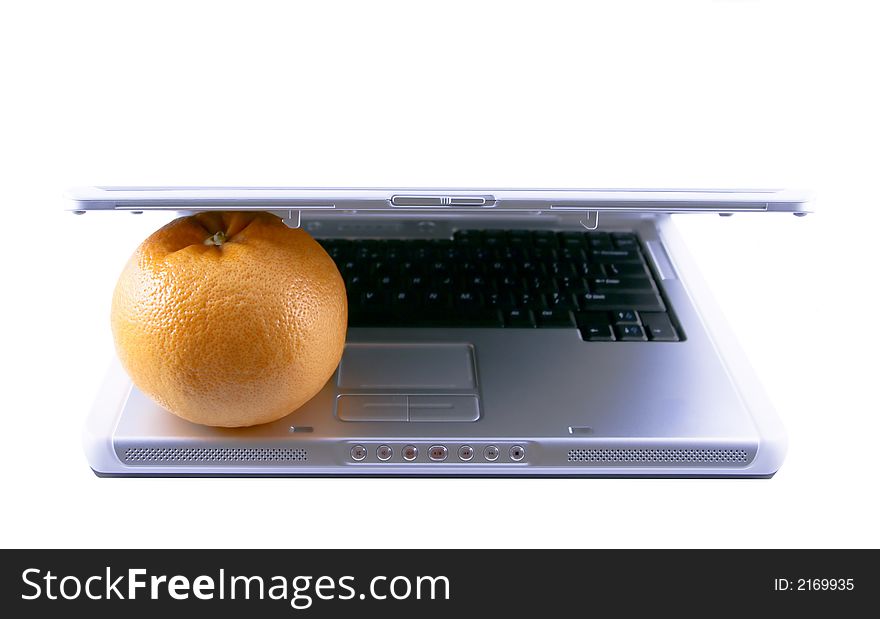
[317,230,681,342]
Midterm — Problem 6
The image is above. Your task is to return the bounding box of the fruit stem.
[204,231,227,246]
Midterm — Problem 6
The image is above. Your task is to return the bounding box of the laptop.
[70,187,809,477]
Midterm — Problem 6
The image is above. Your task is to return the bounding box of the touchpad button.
[336,395,408,421]
[408,395,480,422]
[337,343,476,390]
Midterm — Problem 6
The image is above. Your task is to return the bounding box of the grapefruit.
[111,211,347,427]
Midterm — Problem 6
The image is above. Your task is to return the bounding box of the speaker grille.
[567,448,749,465]
[123,447,308,464]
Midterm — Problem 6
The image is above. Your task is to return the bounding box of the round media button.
[351,445,367,461]
[428,445,448,461]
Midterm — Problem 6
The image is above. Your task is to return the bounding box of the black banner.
[0,550,875,616]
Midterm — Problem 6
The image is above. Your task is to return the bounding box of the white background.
[1,0,877,548]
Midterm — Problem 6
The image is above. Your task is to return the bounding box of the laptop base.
[84,214,786,478]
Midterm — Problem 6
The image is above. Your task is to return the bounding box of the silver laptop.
[71,187,809,477]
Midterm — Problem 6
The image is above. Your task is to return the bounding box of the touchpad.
[337,343,476,390]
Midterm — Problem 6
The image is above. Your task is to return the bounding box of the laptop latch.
[282,210,302,228]
[579,210,599,230]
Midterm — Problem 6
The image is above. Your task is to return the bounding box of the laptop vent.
[567,448,749,465]
[123,447,308,464]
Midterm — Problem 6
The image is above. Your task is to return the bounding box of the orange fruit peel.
[111,211,348,427]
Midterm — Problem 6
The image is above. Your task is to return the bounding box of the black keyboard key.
[556,275,588,293]
[579,324,615,341]
[495,249,514,262]
[611,233,639,249]
[424,291,452,308]
[340,259,359,273]
[324,245,349,260]
[530,246,558,261]
[485,260,511,275]
[611,309,640,324]
[560,254,587,272]
[615,324,647,341]
[589,249,643,263]
[641,312,679,341]
[361,291,386,306]
[486,291,516,308]
[398,260,418,274]
[455,291,482,307]
[547,291,578,310]
[508,230,532,246]
[559,232,587,247]
[453,229,482,245]
[527,275,557,293]
[354,247,380,261]
[484,232,506,247]
[370,259,392,273]
[440,247,466,261]
[549,261,578,277]
[462,274,491,289]
[587,233,613,250]
[589,277,653,294]
[573,262,602,277]
[505,309,536,328]
[536,309,576,328]
[576,311,614,341]
[517,291,546,310]
[391,291,419,307]
[532,231,558,247]
[498,275,526,292]
[433,275,455,289]
[560,255,585,270]
[577,293,665,312]
[602,262,647,277]
[346,274,365,289]
[518,260,544,275]
[406,274,428,288]
[471,247,495,261]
